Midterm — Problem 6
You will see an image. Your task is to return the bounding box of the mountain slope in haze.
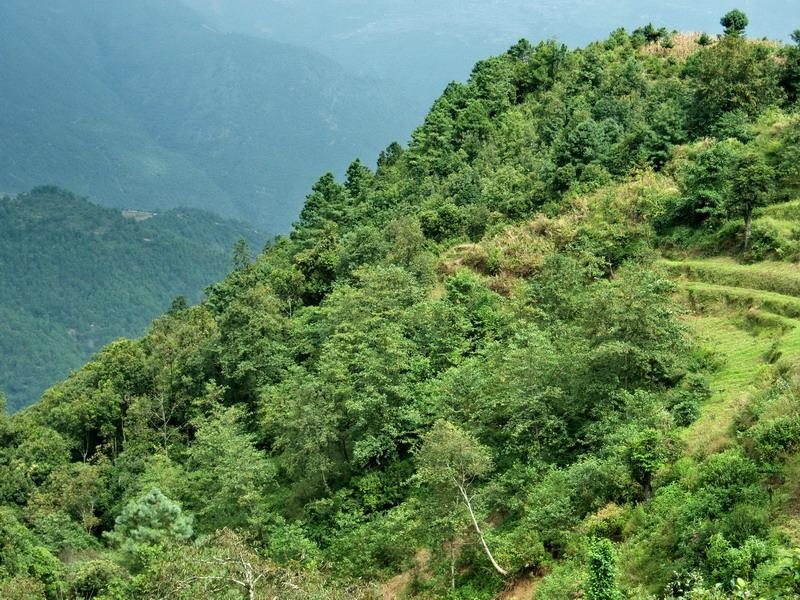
[182,0,800,121]
[0,186,267,411]
[0,0,414,232]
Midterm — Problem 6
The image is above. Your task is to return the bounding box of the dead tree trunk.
[457,484,508,577]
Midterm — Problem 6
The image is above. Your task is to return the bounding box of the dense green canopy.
[3,11,800,599]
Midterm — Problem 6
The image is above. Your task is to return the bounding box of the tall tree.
[416,421,508,577]
[232,239,253,271]
[105,489,193,569]
[729,151,775,251]
[685,34,784,132]
[720,9,749,37]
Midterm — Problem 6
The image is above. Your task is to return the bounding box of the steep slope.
[0,187,266,411]
[0,0,414,232]
[2,14,800,600]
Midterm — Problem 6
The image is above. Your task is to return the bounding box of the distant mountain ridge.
[0,0,414,232]
[0,186,267,411]
[181,0,800,122]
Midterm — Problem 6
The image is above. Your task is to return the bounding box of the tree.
[185,407,275,532]
[377,141,404,171]
[0,508,64,598]
[416,421,508,577]
[106,489,192,547]
[168,296,188,314]
[676,140,738,226]
[143,529,273,600]
[626,428,668,497]
[729,151,775,251]
[720,10,749,37]
[585,538,621,600]
[232,239,253,271]
[685,34,784,132]
[265,266,426,494]
[344,159,373,203]
[29,461,106,534]
[697,32,713,47]
[105,489,192,569]
[293,173,350,239]
[216,282,289,399]
[783,29,800,103]
[635,24,668,44]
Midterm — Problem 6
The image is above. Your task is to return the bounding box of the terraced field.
[657,254,800,455]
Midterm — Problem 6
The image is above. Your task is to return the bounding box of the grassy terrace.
[658,257,800,298]
[659,255,800,454]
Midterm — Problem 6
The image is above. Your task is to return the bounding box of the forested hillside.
[4,12,800,599]
[0,0,413,231]
[0,187,265,412]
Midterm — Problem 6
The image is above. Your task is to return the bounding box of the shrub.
[748,416,800,461]
[664,570,705,597]
[673,399,702,427]
[669,374,712,426]
[706,534,772,586]
[585,538,620,600]
[68,559,127,599]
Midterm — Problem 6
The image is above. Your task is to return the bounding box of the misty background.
[183,0,800,122]
[2,0,798,232]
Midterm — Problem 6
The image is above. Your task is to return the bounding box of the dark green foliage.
[667,374,711,427]
[685,36,784,134]
[68,559,126,600]
[0,187,266,411]
[730,151,775,251]
[783,30,800,102]
[0,508,64,598]
[721,10,749,37]
[626,429,669,495]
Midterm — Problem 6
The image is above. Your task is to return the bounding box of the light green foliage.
[416,421,492,490]
[772,548,800,595]
[586,538,621,600]
[626,428,669,495]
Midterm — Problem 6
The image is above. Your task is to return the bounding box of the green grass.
[681,314,795,455]
[758,199,800,221]
[754,215,797,238]
[658,257,800,298]
[660,251,800,455]
[753,198,800,237]
[679,281,800,320]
